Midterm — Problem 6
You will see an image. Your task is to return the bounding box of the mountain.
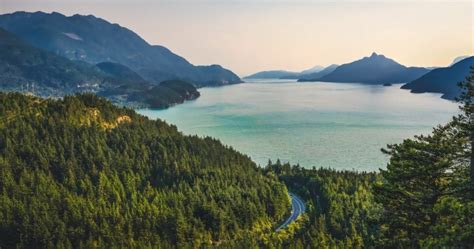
[244,70,299,79]
[0,92,289,247]
[401,56,474,100]
[316,53,430,84]
[194,64,242,86]
[130,80,200,108]
[0,11,242,86]
[279,65,328,80]
[0,27,107,95]
[297,64,339,82]
[0,27,199,109]
[300,65,324,75]
[450,55,470,66]
[245,65,325,79]
[96,62,145,82]
[94,62,200,108]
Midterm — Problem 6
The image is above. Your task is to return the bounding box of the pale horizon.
[1,0,472,76]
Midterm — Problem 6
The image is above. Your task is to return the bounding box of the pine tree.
[454,67,474,191]
[374,68,474,247]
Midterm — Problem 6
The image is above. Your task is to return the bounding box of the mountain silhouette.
[317,52,430,84]
[0,11,242,87]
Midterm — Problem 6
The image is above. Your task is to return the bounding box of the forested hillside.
[0,28,200,109]
[374,69,474,247]
[266,69,474,248]
[266,162,381,248]
[0,11,242,86]
[0,72,472,248]
[0,93,289,248]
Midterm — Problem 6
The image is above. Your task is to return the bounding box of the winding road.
[276,192,306,231]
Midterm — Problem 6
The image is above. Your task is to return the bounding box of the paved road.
[276,192,306,231]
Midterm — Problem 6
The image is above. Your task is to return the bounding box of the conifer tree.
[374,69,474,247]
[454,67,474,189]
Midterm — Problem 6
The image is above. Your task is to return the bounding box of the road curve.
[276,192,306,231]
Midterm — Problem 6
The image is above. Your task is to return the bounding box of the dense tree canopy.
[266,162,380,248]
[0,92,289,248]
[265,69,474,248]
[374,68,474,248]
[1,70,473,248]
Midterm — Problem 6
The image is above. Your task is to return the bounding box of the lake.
[139,80,458,171]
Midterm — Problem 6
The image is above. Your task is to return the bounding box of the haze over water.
[139,80,458,171]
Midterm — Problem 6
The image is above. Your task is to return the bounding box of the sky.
[1,0,473,76]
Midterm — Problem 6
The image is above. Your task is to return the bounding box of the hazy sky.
[1,0,473,76]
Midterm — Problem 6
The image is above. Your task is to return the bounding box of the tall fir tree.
[374,68,474,247]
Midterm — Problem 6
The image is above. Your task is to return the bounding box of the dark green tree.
[0,92,290,248]
[454,67,474,189]
[374,69,474,248]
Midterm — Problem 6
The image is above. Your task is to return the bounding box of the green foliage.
[455,67,474,187]
[0,28,200,109]
[0,28,105,94]
[137,80,200,109]
[266,161,381,248]
[374,69,474,248]
[0,92,289,248]
[1,69,472,248]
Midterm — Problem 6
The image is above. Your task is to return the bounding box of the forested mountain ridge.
[0,92,290,248]
[0,27,105,95]
[0,11,242,86]
[0,28,199,109]
[96,62,145,82]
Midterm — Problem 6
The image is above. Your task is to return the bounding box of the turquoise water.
[139,80,458,171]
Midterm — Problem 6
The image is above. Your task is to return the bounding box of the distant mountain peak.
[300,65,324,75]
[51,11,66,17]
[297,64,339,82]
[367,52,387,60]
[451,55,471,66]
[246,64,326,80]
[315,53,429,84]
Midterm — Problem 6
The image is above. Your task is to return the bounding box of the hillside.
[96,62,145,82]
[133,80,200,108]
[0,28,199,109]
[0,92,290,248]
[266,162,380,248]
[0,11,242,86]
[317,53,430,84]
[0,27,106,95]
[401,56,474,100]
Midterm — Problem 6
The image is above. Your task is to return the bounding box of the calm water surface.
[139,80,458,171]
